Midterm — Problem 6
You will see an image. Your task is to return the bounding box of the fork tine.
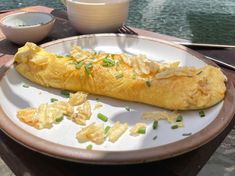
[119,26,130,34]
[118,27,127,34]
[118,25,138,35]
[122,25,138,35]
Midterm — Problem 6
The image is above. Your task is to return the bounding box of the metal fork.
[118,25,235,71]
[118,25,138,35]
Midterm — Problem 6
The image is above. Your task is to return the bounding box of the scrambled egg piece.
[51,101,74,116]
[142,111,185,128]
[130,123,147,136]
[142,111,180,123]
[107,121,128,143]
[69,100,91,125]
[68,91,87,106]
[17,103,65,129]
[155,67,201,79]
[121,54,179,75]
[17,91,90,129]
[76,123,105,144]
[94,102,103,110]
[17,108,38,127]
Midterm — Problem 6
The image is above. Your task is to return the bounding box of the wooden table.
[0,6,235,176]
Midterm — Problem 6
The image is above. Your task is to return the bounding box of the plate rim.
[0,34,235,164]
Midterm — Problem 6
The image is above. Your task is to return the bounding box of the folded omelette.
[14,42,226,110]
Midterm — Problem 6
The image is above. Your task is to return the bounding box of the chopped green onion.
[115,72,124,79]
[146,80,151,87]
[75,61,84,69]
[105,126,111,134]
[50,98,58,102]
[199,110,205,117]
[125,106,131,111]
[61,90,70,98]
[132,74,137,80]
[66,54,71,57]
[197,71,202,75]
[102,57,115,67]
[79,73,83,80]
[152,135,158,140]
[56,55,63,58]
[182,133,192,136]
[85,63,93,75]
[97,113,108,122]
[55,116,64,123]
[152,121,158,130]
[86,144,93,150]
[176,115,183,122]
[137,127,146,134]
[22,84,29,88]
[171,124,179,129]
[95,98,100,101]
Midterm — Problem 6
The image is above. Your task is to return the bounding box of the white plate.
[0,34,234,164]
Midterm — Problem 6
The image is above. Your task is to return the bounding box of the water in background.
[1,0,235,44]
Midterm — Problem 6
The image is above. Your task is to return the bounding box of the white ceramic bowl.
[0,12,55,45]
[63,0,129,34]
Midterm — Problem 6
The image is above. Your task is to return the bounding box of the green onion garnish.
[79,73,83,80]
[56,55,63,58]
[153,121,158,130]
[95,98,100,101]
[61,90,70,98]
[102,57,115,67]
[152,135,158,140]
[50,98,58,102]
[85,63,93,75]
[97,113,108,122]
[171,124,179,129]
[75,61,84,69]
[182,133,192,136]
[137,127,146,134]
[105,126,111,134]
[86,144,93,150]
[176,115,183,122]
[55,116,64,123]
[22,84,29,88]
[197,71,202,75]
[199,111,205,117]
[146,80,151,87]
[115,72,124,79]
[66,54,71,57]
[132,74,137,80]
[125,106,131,111]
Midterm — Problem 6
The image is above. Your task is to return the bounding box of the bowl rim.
[0,12,55,29]
[65,0,129,6]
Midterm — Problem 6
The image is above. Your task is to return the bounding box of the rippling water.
[1,0,235,44]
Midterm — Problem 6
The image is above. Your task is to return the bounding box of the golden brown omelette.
[14,42,226,110]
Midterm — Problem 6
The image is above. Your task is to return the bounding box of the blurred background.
[1,0,235,44]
